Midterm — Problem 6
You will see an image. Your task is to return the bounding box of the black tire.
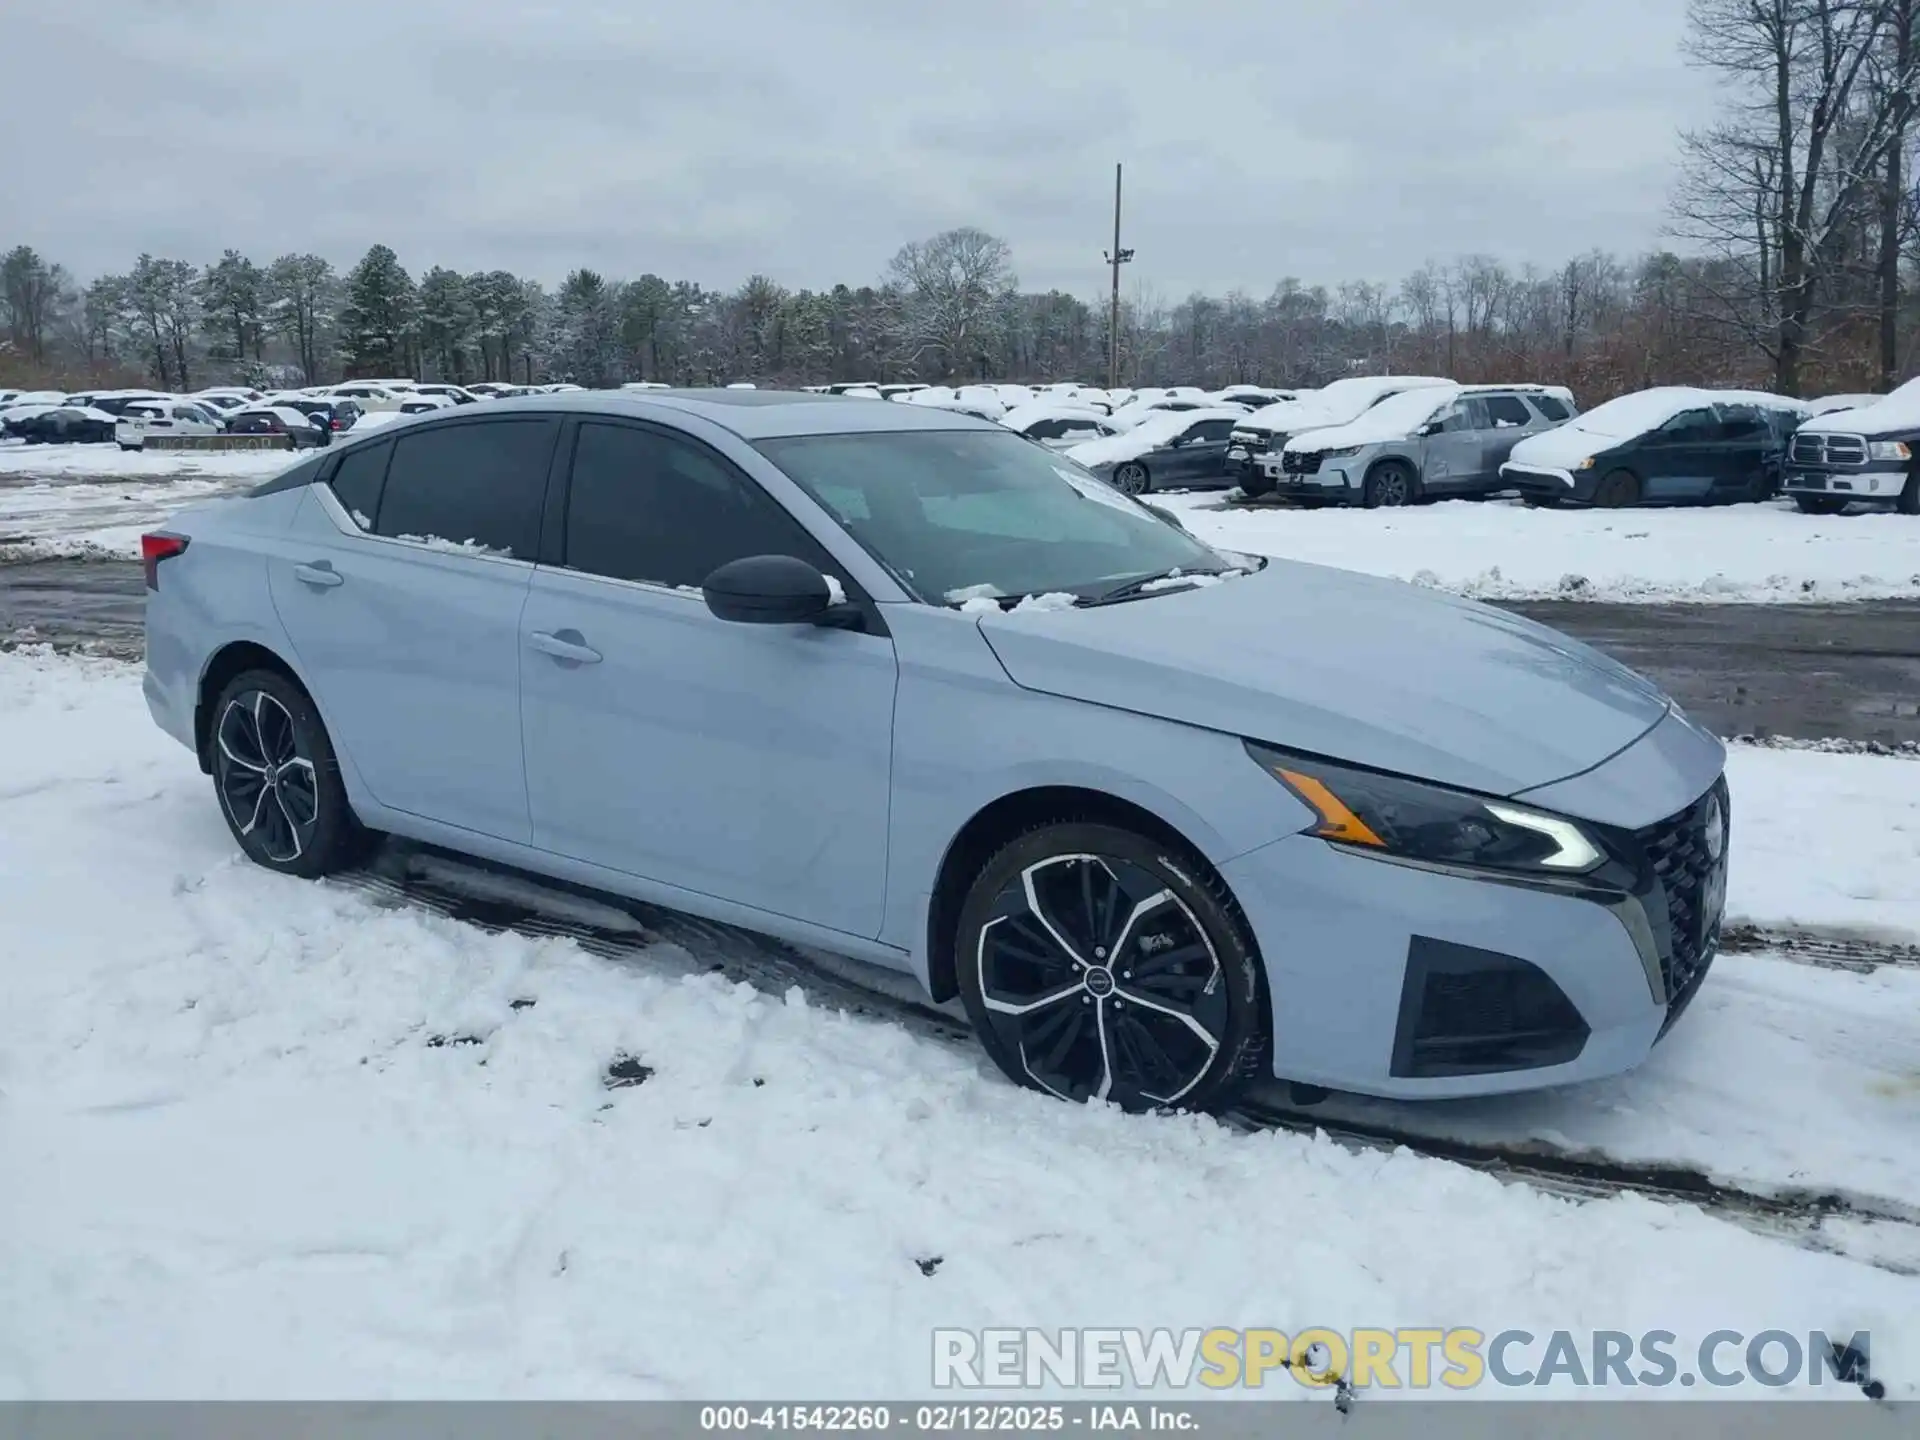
[209,668,369,878]
[1112,461,1150,496]
[1520,495,1557,509]
[1239,468,1276,499]
[1362,459,1418,509]
[1793,495,1846,515]
[1592,469,1642,508]
[955,820,1267,1112]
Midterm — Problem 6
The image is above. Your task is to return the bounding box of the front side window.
[562,422,837,590]
[1651,409,1715,444]
[758,429,1234,605]
[374,418,556,556]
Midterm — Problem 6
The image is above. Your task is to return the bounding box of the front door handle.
[527,629,603,665]
[292,562,344,588]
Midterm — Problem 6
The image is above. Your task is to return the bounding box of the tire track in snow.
[336,840,1920,1278]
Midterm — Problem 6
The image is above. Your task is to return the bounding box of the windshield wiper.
[1084,567,1223,606]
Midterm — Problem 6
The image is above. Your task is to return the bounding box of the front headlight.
[1245,742,1605,875]
[1322,446,1362,458]
[1574,457,1596,470]
[1868,440,1911,462]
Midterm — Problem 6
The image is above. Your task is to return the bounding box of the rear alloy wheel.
[211,669,368,879]
[1112,462,1150,496]
[1362,460,1417,508]
[1793,495,1846,516]
[1592,469,1642,508]
[956,822,1267,1112]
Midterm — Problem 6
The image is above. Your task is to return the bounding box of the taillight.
[332,417,344,429]
[141,532,188,590]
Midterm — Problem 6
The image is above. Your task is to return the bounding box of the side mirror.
[702,554,858,628]
[1418,421,1444,437]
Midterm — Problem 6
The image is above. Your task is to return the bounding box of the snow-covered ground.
[1,649,1915,1399]
[1159,493,1920,603]
[0,445,294,559]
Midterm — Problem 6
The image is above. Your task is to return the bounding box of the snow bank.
[1157,494,1920,603]
[0,474,262,558]
[1724,745,1920,940]
[2,649,1914,1397]
[0,443,301,482]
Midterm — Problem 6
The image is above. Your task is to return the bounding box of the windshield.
[756,429,1235,605]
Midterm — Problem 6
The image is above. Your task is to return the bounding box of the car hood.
[975,561,1673,797]
[1505,422,1619,470]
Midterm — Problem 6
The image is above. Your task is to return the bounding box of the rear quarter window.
[327,441,393,529]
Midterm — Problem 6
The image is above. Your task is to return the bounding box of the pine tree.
[550,268,622,386]
[198,249,265,366]
[416,267,477,380]
[265,254,337,383]
[127,255,199,389]
[338,244,418,377]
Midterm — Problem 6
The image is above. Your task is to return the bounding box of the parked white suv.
[114,400,226,450]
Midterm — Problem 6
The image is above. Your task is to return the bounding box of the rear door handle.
[527,629,603,665]
[292,562,344,588]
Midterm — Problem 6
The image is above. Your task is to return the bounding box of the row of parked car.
[0,378,590,450]
[968,374,1915,515]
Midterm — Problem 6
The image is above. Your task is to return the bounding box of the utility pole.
[1103,163,1133,390]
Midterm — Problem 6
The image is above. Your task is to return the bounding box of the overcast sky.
[2,0,1718,300]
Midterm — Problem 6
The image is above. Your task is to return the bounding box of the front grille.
[1791,432,1866,466]
[1634,777,1729,1017]
[1229,431,1259,448]
[1282,450,1323,475]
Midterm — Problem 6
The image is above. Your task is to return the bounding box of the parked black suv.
[1781,388,1920,514]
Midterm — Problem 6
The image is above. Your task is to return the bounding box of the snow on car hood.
[1503,422,1615,472]
[974,560,1674,799]
[1064,409,1244,467]
[1237,377,1451,438]
[1801,375,1920,435]
[1280,386,1462,453]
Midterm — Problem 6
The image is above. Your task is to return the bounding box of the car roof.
[442,388,1006,440]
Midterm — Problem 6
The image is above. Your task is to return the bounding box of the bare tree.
[1673,0,1920,393]
[888,227,1016,379]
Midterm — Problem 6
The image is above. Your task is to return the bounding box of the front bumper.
[1782,464,1907,504]
[1221,769,1727,1100]
[1500,462,1591,501]
[1255,450,1362,500]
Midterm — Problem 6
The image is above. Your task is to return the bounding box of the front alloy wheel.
[956,823,1266,1111]
[1112,462,1150,495]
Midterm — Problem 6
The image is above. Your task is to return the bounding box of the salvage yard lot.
[1,649,1917,1398]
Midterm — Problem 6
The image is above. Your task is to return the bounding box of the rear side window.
[1483,395,1534,428]
[1531,394,1571,421]
[562,421,831,590]
[328,441,392,529]
[374,418,556,557]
